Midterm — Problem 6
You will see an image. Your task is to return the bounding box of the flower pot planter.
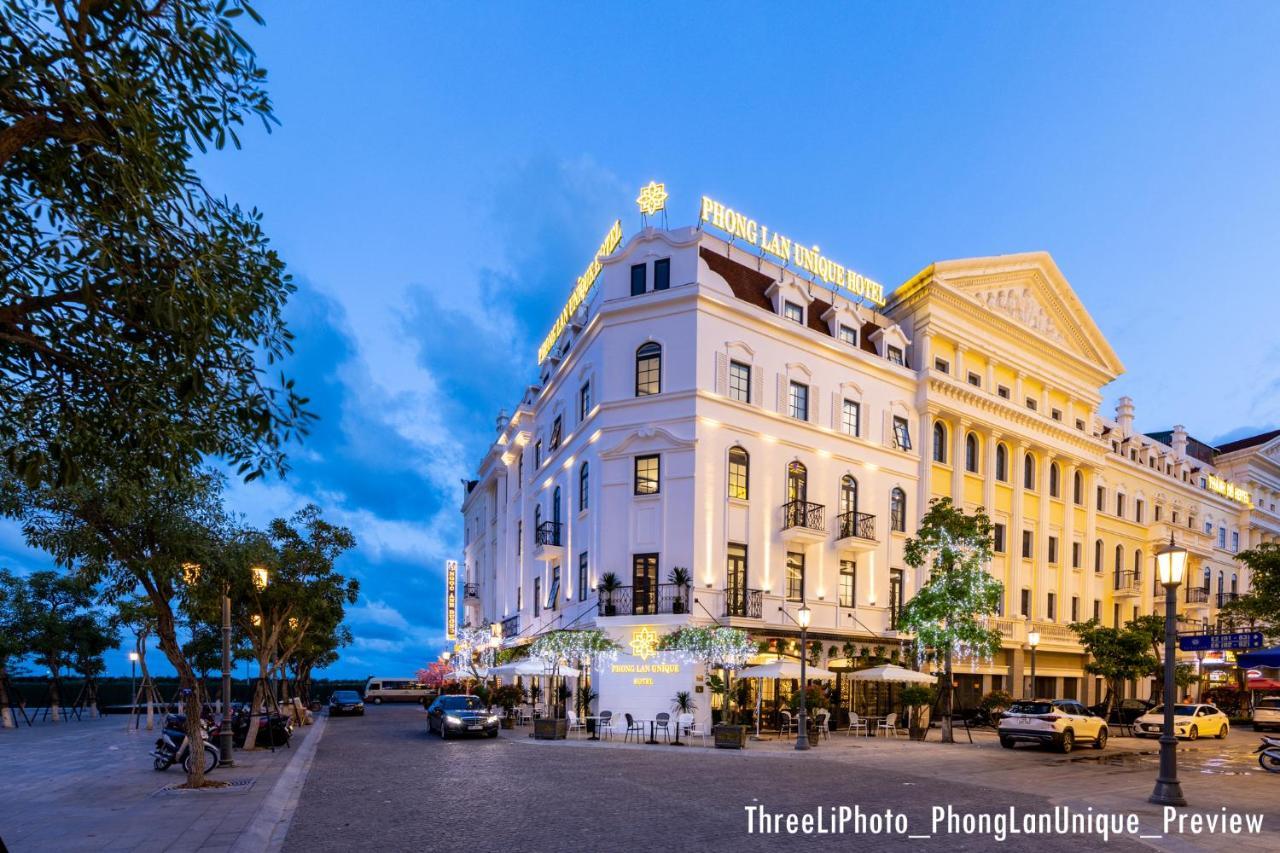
[533,718,567,740]
[807,726,820,747]
[714,724,747,749]
[604,604,617,617]
[500,716,515,730]
[672,601,686,614]
[586,718,596,736]
[909,726,927,741]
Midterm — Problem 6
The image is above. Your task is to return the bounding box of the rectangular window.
[839,560,856,608]
[1155,505,1162,522]
[1135,500,1144,524]
[997,385,1011,399]
[549,415,562,450]
[788,381,809,420]
[786,551,805,602]
[577,552,589,602]
[653,258,670,291]
[1232,531,1239,552]
[1072,541,1081,568]
[548,565,560,611]
[1218,527,1226,548]
[726,543,748,615]
[630,263,646,295]
[633,455,660,495]
[1116,494,1125,517]
[1071,596,1080,622]
[579,382,592,420]
[1075,418,1086,431]
[1022,529,1033,559]
[783,301,804,324]
[1020,588,1031,618]
[533,577,541,617]
[934,357,950,374]
[841,399,860,437]
[1096,486,1105,511]
[994,523,1006,553]
[886,345,904,366]
[889,569,903,629]
[967,372,982,387]
[1025,397,1038,411]
[516,519,522,556]
[1051,408,1062,422]
[1204,520,1212,535]
[517,584,522,613]
[632,553,659,615]
[635,347,661,396]
[1047,592,1057,621]
[1048,536,1059,564]
[1113,603,1120,628]
[892,416,911,450]
[838,324,857,346]
[727,450,748,500]
[1093,599,1100,622]
[535,439,542,468]
[728,360,751,403]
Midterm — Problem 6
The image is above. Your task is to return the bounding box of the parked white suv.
[1254,698,1280,733]
[998,699,1108,753]
[1134,704,1229,740]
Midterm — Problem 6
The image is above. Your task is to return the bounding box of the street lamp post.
[795,602,811,752]
[128,651,139,720]
[220,582,235,767]
[1150,534,1188,808]
[1027,630,1040,699]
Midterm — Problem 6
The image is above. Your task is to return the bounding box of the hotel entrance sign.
[445,560,458,641]
[698,195,888,306]
[537,219,624,363]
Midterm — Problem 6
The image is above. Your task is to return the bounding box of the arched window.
[1217,571,1224,594]
[1049,463,1060,498]
[840,475,858,516]
[1231,572,1238,594]
[728,447,749,500]
[995,443,1008,482]
[1203,565,1211,592]
[635,342,661,396]
[1115,544,1124,573]
[552,486,562,526]
[890,487,906,532]
[965,432,979,473]
[787,461,807,504]
[1133,549,1142,581]
[1023,453,1036,490]
[932,421,948,463]
[1095,539,1103,573]
[1073,470,1084,505]
[578,462,589,511]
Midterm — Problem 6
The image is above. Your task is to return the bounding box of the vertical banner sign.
[445,560,458,641]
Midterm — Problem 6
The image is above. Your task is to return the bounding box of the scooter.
[1255,736,1280,773]
[152,713,221,773]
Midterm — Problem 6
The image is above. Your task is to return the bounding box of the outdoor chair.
[846,713,868,737]
[598,710,614,740]
[681,714,709,746]
[815,710,831,740]
[623,713,645,744]
[566,710,586,737]
[779,709,793,737]
[654,712,672,743]
[878,712,901,738]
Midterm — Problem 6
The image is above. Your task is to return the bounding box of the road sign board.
[1178,632,1264,652]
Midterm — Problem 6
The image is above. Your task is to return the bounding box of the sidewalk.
[0,713,326,853]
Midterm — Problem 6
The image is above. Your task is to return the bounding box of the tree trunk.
[137,636,156,730]
[242,660,270,751]
[941,649,955,744]
[150,598,208,788]
[0,670,14,729]
[48,674,63,723]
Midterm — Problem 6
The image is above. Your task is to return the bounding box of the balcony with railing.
[533,520,563,560]
[501,614,520,639]
[463,582,479,600]
[780,500,826,543]
[724,588,763,619]
[835,511,877,549]
[1185,586,1210,605]
[1112,570,1140,595]
[597,583,691,617]
[1216,591,1240,608]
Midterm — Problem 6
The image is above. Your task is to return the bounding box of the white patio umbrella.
[847,664,935,684]
[444,667,489,682]
[739,659,836,738]
[489,659,581,678]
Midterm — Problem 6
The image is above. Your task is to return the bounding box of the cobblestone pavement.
[283,705,1279,853]
[0,712,321,853]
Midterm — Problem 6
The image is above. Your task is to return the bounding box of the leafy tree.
[1221,543,1280,642]
[13,570,95,721]
[1068,618,1158,720]
[0,569,29,727]
[0,0,311,488]
[113,595,163,728]
[897,498,1003,743]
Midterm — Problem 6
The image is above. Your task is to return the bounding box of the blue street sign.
[1178,632,1265,652]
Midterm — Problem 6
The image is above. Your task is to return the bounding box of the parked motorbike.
[1256,736,1280,773]
[229,707,293,749]
[152,713,220,773]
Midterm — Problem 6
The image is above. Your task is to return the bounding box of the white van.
[363,677,432,704]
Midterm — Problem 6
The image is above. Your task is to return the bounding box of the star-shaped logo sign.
[636,181,668,217]
[630,626,660,661]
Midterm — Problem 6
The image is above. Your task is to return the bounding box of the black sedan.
[425,694,498,739]
[328,690,365,716]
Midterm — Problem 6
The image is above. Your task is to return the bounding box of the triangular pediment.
[926,252,1124,379]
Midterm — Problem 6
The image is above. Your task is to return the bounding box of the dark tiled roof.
[1142,429,1217,465]
[1216,428,1280,455]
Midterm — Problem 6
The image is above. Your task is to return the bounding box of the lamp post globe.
[795,602,811,752]
[1150,534,1188,807]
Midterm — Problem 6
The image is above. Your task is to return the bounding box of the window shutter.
[831,392,840,430]
[714,352,728,395]
[752,366,764,407]
[776,374,787,415]
[809,385,820,424]
[882,411,892,448]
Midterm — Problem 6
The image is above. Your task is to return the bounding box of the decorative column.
[952,417,968,505]
[1063,460,1079,618]
[1037,450,1052,623]
[1010,440,1028,621]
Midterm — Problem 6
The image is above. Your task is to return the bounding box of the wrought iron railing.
[1216,591,1240,608]
[837,510,876,541]
[781,500,825,533]
[501,614,519,639]
[1185,587,1210,604]
[597,583,690,617]
[463,582,479,599]
[535,521,562,547]
[724,588,763,618]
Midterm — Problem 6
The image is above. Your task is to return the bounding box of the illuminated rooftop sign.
[1205,474,1251,507]
[699,195,887,307]
[537,219,624,364]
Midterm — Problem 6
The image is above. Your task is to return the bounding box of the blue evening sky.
[7,3,1279,678]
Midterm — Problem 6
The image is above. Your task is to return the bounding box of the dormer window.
[630,263,646,296]
[886,345,904,366]
[783,301,804,324]
[838,325,857,346]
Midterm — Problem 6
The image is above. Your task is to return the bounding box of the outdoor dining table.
[583,715,606,741]
[631,718,662,745]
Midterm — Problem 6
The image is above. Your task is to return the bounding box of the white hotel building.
[459,193,1280,727]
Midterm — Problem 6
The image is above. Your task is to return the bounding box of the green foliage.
[598,572,622,592]
[787,684,826,712]
[529,629,620,669]
[658,626,754,668]
[0,0,310,488]
[979,690,1014,713]
[0,569,28,668]
[491,684,525,712]
[671,690,696,715]
[667,566,691,586]
[1221,543,1280,642]
[899,684,935,708]
[1069,618,1159,716]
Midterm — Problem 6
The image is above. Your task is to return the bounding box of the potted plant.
[576,683,598,731]
[492,684,524,729]
[599,572,621,616]
[668,567,692,613]
[671,690,696,745]
[978,689,1013,726]
[901,684,935,741]
[788,685,827,746]
[708,673,747,749]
